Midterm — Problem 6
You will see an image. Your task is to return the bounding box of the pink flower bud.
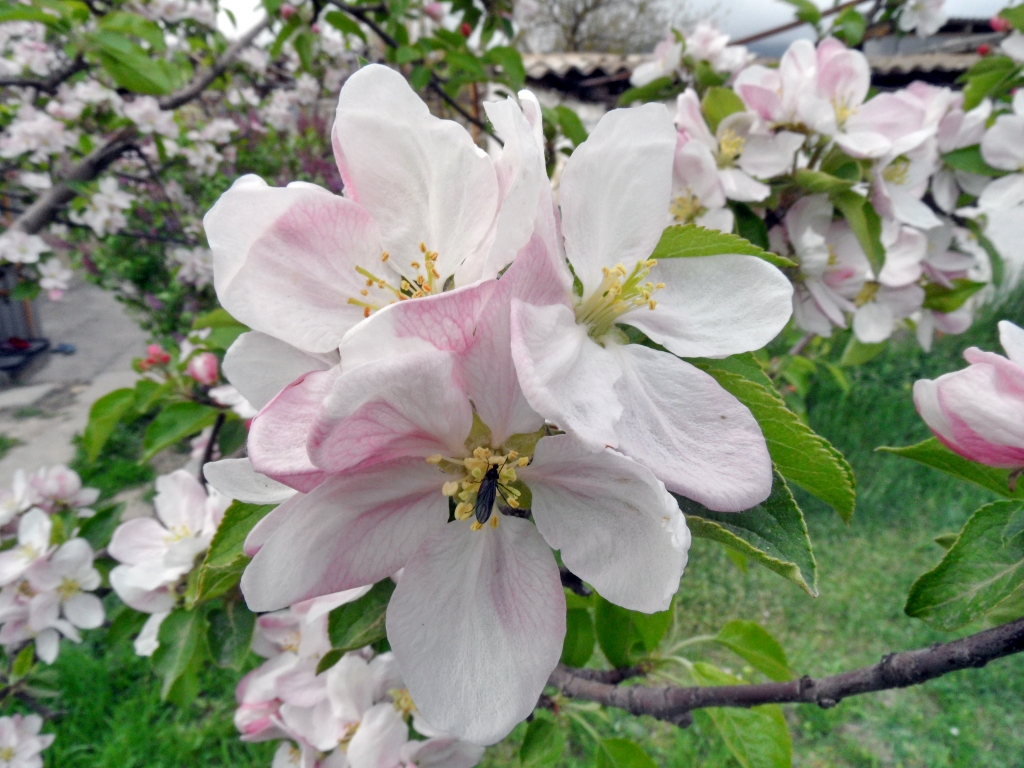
[146,344,171,365]
[280,4,296,19]
[423,1,444,22]
[186,352,220,386]
[460,21,471,36]
[991,16,1013,32]
[977,43,992,56]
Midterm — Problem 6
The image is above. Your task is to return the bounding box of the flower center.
[883,159,910,186]
[390,687,416,716]
[574,260,664,340]
[347,243,442,318]
[716,129,745,167]
[165,525,193,543]
[0,747,13,761]
[832,97,856,126]
[427,447,527,532]
[670,191,707,224]
[57,577,80,601]
[855,280,880,306]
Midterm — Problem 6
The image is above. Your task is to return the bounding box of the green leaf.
[316,649,344,675]
[218,415,247,456]
[906,500,1024,630]
[691,364,856,522]
[779,0,820,24]
[83,388,135,462]
[86,30,177,94]
[701,86,745,133]
[152,608,208,706]
[0,3,66,27]
[839,335,887,367]
[78,502,124,550]
[832,7,866,45]
[795,169,854,193]
[922,278,986,313]
[1001,4,1024,32]
[732,203,770,250]
[11,644,34,681]
[679,472,818,595]
[934,532,959,550]
[985,582,1024,626]
[207,601,255,670]
[142,402,219,462]
[190,501,275,606]
[484,46,526,89]
[555,105,588,148]
[963,59,1019,111]
[99,11,165,52]
[105,605,148,647]
[963,218,1004,287]
[395,45,422,64]
[134,378,172,414]
[10,281,40,301]
[594,595,672,668]
[651,225,796,268]
[324,10,366,41]
[560,608,596,667]
[410,65,431,90]
[832,190,884,273]
[714,621,793,681]
[293,31,314,72]
[519,715,565,768]
[941,145,1005,177]
[692,663,793,768]
[878,438,1024,499]
[617,76,675,107]
[596,739,659,768]
[328,580,396,652]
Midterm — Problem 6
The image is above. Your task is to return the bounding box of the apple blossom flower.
[188,118,239,145]
[182,142,224,176]
[0,471,36,527]
[27,465,98,517]
[899,0,948,37]
[25,538,104,635]
[0,714,54,768]
[69,177,134,237]
[684,21,751,75]
[0,230,48,265]
[914,320,1024,468]
[852,281,925,344]
[108,470,229,654]
[674,88,804,203]
[507,102,792,512]
[237,238,691,744]
[186,351,220,386]
[630,34,682,87]
[669,135,734,232]
[779,196,870,337]
[123,96,179,139]
[423,1,444,22]
[872,139,943,230]
[171,246,214,287]
[0,105,77,162]
[932,98,992,212]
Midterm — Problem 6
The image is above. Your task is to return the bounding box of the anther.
[426,454,442,464]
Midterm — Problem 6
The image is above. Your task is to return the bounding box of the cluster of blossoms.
[0,714,53,768]
[0,466,103,663]
[236,586,484,768]
[108,469,230,655]
[201,62,794,745]
[642,26,1021,351]
[630,21,752,87]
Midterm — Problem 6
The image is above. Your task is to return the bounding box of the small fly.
[473,457,529,525]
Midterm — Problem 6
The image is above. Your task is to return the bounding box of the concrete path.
[0,277,148,489]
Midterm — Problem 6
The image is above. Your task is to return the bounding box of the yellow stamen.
[574,260,663,340]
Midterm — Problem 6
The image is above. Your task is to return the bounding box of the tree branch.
[198,411,226,486]
[0,56,87,94]
[159,15,272,110]
[549,617,1024,724]
[732,0,874,46]
[324,0,496,138]
[11,127,138,235]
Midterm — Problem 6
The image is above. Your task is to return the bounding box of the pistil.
[574,260,664,340]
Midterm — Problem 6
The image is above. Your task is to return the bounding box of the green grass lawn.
[39,293,1024,767]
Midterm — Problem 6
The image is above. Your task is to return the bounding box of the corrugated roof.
[869,52,980,74]
[523,53,642,79]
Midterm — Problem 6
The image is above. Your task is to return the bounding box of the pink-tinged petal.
[834,130,891,159]
[674,89,716,150]
[243,494,300,556]
[460,236,568,444]
[340,280,498,372]
[673,140,726,208]
[224,331,336,411]
[333,64,499,281]
[879,225,927,287]
[241,460,446,611]
[560,104,676,295]
[463,96,548,283]
[309,351,471,474]
[1000,321,1024,368]
[913,378,956,444]
[805,277,849,328]
[523,434,689,613]
[737,131,805,179]
[611,344,772,511]
[154,470,210,535]
[63,592,104,629]
[793,283,837,336]
[346,703,408,768]
[204,459,297,505]
[510,301,623,450]
[109,566,176,613]
[387,517,565,745]
[733,66,782,121]
[324,653,376,723]
[206,176,385,354]
[845,93,924,144]
[108,518,169,566]
[621,255,792,358]
[249,368,338,492]
[49,538,93,576]
[931,354,1024,467]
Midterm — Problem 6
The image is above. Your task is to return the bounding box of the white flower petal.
[224,331,336,411]
[63,592,104,629]
[203,459,297,505]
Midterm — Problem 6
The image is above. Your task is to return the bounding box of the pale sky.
[217,0,1006,53]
